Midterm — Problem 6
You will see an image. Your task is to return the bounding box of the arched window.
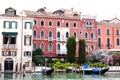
[73,22,77,27]
[49,31,52,37]
[66,32,69,38]
[91,45,94,51]
[91,33,94,40]
[98,38,101,48]
[116,29,119,36]
[85,33,88,40]
[57,21,60,27]
[57,31,60,38]
[117,38,119,46]
[40,43,44,51]
[57,44,60,50]
[33,19,37,25]
[33,43,36,50]
[74,32,76,38]
[66,22,69,27]
[48,43,52,51]
[41,31,44,39]
[41,20,44,26]
[33,31,36,39]
[49,21,52,26]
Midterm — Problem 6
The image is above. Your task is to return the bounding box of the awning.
[2,32,18,36]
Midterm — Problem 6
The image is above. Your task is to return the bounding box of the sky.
[0,0,120,21]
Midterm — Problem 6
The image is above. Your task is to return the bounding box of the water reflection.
[1,72,120,80]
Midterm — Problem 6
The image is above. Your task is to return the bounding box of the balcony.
[57,38,60,41]
[57,50,60,54]
[48,37,53,42]
[2,44,17,50]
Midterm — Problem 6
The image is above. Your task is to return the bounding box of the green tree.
[78,39,86,64]
[32,48,45,65]
[66,36,76,63]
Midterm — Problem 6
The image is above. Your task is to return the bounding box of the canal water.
[1,72,120,80]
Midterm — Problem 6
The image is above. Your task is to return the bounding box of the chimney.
[44,7,46,14]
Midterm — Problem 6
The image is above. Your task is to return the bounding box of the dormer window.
[37,8,44,15]
[7,11,14,16]
[53,9,64,16]
[5,7,16,16]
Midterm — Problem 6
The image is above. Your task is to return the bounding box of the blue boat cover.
[92,68,99,72]
[83,64,89,69]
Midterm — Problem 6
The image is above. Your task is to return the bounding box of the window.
[4,21,10,28]
[4,21,18,29]
[107,38,110,48]
[40,43,44,51]
[98,38,101,48]
[91,33,94,40]
[33,43,36,50]
[41,31,44,39]
[41,20,44,26]
[86,22,92,27]
[57,21,60,27]
[74,32,76,38]
[33,31,36,39]
[66,32,69,39]
[25,22,32,29]
[66,22,69,27]
[24,36,31,46]
[107,29,110,35]
[24,51,31,56]
[7,11,14,16]
[2,51,16,56]
[11,21,17,29]
[98,29,101,35]
[91,45,94,51]
[49,31,52,37]
[116,30,119,36]
[49,21,52,26]
[57,44,60,54]
[57,31,60,39]
[85,33,88,40]
[117,38,119,45]
[33,19,37,25]
[48,43,52,51]
[73,22,77,27]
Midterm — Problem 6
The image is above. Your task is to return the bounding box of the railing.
[57,50,60,54]
[2,44,17,49]
[48,37,53,42]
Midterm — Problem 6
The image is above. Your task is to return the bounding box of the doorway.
[4,58,13,71]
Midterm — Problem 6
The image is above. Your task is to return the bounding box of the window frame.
[25,22,32,29]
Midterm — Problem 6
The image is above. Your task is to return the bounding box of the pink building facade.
[22,7,97,58]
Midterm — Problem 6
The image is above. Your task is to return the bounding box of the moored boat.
[32,66,54,75]
[77,64,109,74]
[78,67,109,74]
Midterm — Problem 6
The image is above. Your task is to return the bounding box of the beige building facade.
[0,7,33,72]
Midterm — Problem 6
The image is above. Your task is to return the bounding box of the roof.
[97,18,120,27]
[22,9,81,20]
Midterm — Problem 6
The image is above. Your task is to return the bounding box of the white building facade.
[0,7,33,72]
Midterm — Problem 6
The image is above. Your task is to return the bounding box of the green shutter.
[30,22,32,29]
[3,21,6,28]
[15,22,17,29]
[9,22,12,29]
[24,22,26,29]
